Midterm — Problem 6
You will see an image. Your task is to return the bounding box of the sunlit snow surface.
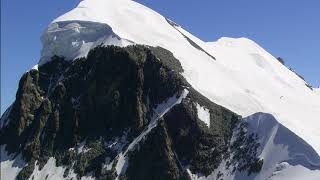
[40,21,132,65]
[315,88,320,96]
[243,113,320,180]
[2,0,319,179]
[196,104,210,127]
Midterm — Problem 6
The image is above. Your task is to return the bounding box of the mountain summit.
[42,0,320,154]
[1,0,320,179]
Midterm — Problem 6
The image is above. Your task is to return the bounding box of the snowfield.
[315,88,320,96]
[2,0,319,179]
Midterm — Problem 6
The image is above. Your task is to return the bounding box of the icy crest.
[40,21,132,65]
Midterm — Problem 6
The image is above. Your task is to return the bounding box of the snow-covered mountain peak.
[39,0,320,156]
[1,0,320,179]
[40,0,182,64]
[207,37,280,64]
[208,37,257,47]
[52,0,177,46]
[55,0,161,21]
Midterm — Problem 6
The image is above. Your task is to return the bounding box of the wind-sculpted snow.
[40,21,132,65]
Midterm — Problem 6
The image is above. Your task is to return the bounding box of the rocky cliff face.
[0,45,262,179]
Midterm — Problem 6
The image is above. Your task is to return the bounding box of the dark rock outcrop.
[0,45,261,179]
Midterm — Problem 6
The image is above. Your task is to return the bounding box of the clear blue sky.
[1,0,319,114]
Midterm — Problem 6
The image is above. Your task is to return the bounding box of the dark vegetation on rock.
[1,45,261,179]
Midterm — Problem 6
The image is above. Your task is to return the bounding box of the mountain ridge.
[1,0,319,179]
[41,0,320,154]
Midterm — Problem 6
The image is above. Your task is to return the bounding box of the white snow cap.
[41,0,320,156]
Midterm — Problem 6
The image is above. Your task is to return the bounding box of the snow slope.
[0,146,26,180]
[41,0,320,157]
[188,113,320,180]
[243,113,320,180]
[28,157,95,180]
